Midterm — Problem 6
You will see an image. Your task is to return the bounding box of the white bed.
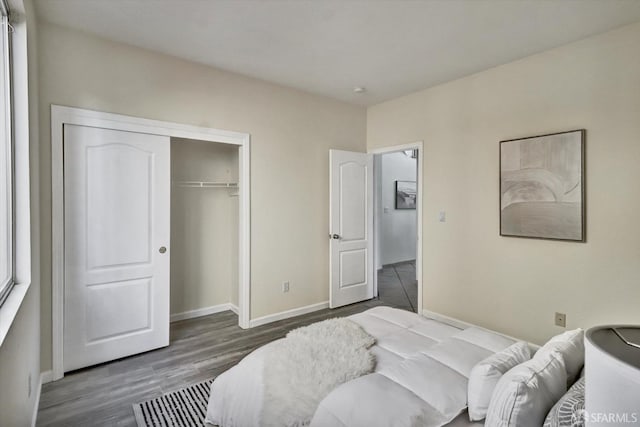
[206,306,515,427]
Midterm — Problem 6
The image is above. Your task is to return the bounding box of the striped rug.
[133,379,214,427]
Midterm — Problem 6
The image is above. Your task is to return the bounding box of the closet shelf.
[173,181,238,188]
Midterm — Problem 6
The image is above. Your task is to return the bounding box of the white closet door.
[329,149,374,308]
[63,124,170,372]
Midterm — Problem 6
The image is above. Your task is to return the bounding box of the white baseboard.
[421,309,474,330]
[31,371,46,427]
[41,370,53,384]
[170,303,236,322]
[249,301,329,328]
[421,308,540,350]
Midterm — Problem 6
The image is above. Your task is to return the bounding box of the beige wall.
[38,23,366,371]
[170,138,239,314]
[367,22,640,345]
[0,286,40,426]
[0,0,41,425]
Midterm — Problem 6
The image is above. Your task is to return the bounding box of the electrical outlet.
[282,281,290,293]
[555,312,566,328]
[28,373,31,397]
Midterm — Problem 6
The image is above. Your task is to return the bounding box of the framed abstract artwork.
[395,180,417,209]
[500,129,585,241]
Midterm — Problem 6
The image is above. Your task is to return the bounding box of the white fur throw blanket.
[262,318,376,427]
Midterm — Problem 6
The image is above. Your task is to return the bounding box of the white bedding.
[206,306,515,427]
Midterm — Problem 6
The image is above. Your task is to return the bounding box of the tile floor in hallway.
[377,260,418,312]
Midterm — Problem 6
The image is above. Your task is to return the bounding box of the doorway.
[373,144,423,314]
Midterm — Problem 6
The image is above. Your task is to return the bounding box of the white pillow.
[485,350,567,427]
[467,341,531,421]
[534,328,584,385]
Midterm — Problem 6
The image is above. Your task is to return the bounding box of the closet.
[170,138,240,319]
[57,107,249,375]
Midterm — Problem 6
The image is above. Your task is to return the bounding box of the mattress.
[447,412,485,427]
[206,306,515,427]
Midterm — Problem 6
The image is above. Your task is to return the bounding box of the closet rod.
[173,181,238,188]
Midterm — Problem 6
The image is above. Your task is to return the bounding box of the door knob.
[159,246,167,254]
[332,234,341,240]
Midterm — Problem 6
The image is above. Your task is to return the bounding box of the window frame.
[0,1,14,308]
[0,0,33,348]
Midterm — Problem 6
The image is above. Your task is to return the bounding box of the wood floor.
[377,261,418,312]
[37,299,384,426]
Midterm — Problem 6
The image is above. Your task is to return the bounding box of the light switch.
[439,211,446,222]
[384,207,390,213]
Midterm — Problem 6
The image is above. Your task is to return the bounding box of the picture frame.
[500,129,585,242]
[395,180,417,210]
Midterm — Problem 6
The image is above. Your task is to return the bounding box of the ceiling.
[35,0,640,106]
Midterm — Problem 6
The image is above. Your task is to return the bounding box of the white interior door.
[329,150,374,308]
[63,124,170,372]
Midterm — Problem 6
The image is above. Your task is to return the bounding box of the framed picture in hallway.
[395,180,417,209]
[500,129,585,241]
